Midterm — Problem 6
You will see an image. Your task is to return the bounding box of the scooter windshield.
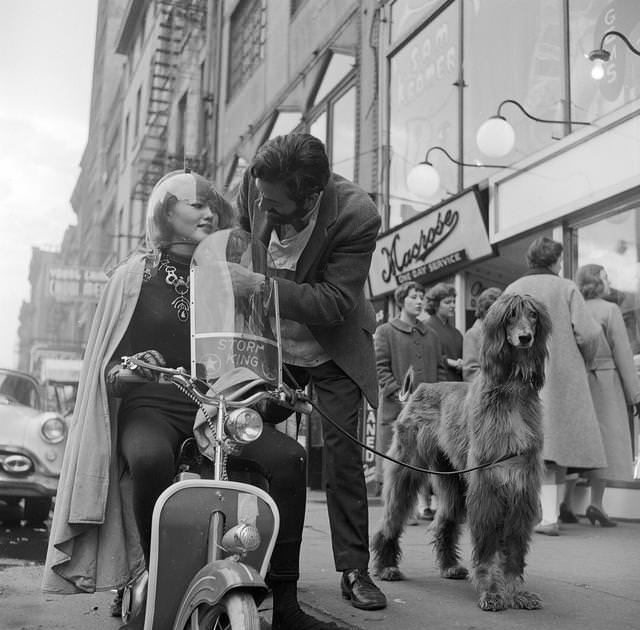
[190,228,281,387]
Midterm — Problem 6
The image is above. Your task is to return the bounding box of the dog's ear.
[480,293,514,382]
[526,295,551,389]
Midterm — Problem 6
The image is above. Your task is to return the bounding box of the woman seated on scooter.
[42,170,346,630]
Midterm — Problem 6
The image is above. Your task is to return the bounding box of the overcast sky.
[0,0,98,368]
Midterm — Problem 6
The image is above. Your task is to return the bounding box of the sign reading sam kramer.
[369,189,493,298]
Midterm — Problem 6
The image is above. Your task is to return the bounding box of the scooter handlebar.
[120,356,311,412]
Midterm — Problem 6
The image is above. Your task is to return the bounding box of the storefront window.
[463,0,565,183]
[575,207,640,354]
[388,2,460,228]
[306,51,356,181]
[569,0,640,122]
[267,110,302,140]
[309,112,327,147]
[331,87,356,180]
[389,0,442,43]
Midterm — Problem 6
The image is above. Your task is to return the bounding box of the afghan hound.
[371,293,552,612]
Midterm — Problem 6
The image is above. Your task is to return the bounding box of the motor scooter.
[118,228,310,630]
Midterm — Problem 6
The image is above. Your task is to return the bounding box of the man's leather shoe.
[340,568,387,610]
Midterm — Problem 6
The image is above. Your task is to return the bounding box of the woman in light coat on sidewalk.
[561,264,640,527]
[505,237,605,535]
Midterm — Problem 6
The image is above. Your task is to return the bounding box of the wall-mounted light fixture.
[407,146,506,199]
[476,99,591,158]
[587,30,640,80]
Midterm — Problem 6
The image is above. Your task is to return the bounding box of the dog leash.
[309,399,519,476]
[279,364,519,476]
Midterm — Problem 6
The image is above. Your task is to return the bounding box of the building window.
[463,0,564,188]
[572,205,640,464]
[265,110,302,142]
[568,0,640,122]
[306,51,357,181]
[228,0,266,101]
[388,2,460,229]
[574,207,640,354]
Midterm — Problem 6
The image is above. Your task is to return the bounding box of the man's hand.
[124,350,166,381]
[229,263,266,298]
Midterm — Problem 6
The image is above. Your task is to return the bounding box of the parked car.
[0,368,67,527]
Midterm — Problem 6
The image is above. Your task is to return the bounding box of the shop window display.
[575,208,640,355]
[575,207,640,465]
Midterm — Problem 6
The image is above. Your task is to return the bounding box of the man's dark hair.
[250,133,331,202]
[525,236,563,269]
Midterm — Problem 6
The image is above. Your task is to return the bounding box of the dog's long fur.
[371,293,552,612]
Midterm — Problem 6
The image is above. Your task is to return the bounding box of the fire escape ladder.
[133,0,208,200]
[134,5,182,200]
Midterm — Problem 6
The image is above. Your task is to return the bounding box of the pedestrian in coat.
[462,287,502,382]
[42,170,346,630]
[506,236,605,535]
[422,283,463,381]
[560,264,640,527]
[235,133,387,611]
[373,281,446,489]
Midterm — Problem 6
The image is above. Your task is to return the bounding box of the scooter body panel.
[144,479,279,630]
[171,558,268,630]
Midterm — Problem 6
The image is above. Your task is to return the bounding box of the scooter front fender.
[171,558,268,630]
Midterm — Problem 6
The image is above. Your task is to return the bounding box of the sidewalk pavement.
[297,491,640,630]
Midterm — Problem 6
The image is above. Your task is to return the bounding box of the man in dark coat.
[236,133,387,613]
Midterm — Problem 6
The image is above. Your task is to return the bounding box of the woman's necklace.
[159,258,190,322]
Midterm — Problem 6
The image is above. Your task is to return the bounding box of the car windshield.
[0,371,42,409]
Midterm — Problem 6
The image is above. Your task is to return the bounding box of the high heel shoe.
[585,505,617,527]
[559,502,578,524]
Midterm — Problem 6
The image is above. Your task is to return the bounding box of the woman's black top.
[120,251,195,413]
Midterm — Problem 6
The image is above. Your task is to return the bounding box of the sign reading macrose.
[369,188,494,297]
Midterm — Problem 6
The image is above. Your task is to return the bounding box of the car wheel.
[24,497,52,526]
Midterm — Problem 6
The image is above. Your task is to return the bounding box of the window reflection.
[268,110,302,140]
[569,0,640,122]
[332,87,355,180]
[576,208,640,353]
[388,2,459,228]
[309,112,326,147]
[312,52,354,106]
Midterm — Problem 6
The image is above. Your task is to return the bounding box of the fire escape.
[133,0,208,201]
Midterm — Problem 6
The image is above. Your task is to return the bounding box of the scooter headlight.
[221,522,262,553]
[225,408,263,443]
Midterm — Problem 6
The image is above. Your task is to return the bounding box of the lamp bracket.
[496,98,590,126]
[423,146,508,170]
[595,30,640,58]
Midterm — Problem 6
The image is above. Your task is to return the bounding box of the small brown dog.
[372,293,551,612]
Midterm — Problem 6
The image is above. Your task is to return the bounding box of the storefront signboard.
[369,188,493,298]
[48,266,107,301]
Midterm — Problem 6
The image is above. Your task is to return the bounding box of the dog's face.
[481,293,551,388]
[504,303,539,349]
[485,293,550,350]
